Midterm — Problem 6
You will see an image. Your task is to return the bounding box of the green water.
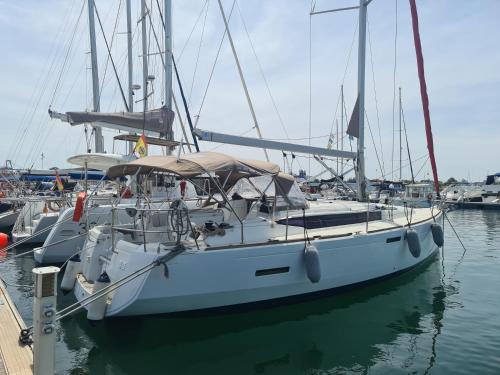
[1,209,500,374]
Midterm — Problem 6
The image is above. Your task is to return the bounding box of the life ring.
[73,192,87,222]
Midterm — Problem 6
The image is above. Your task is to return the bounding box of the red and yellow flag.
[134,134,148,158]
[55,170,64,191]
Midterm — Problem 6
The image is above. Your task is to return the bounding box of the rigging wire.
[401,99,415,182]
[191,0,237,128]
[366,15,385,178]
[49,2,86,107]
[188,0,210,105]
[93,0,129,111]
[177,0,210,63]
[364,110,385,176]
[13,0,85,166]
[23,2,87,168]
[327,19,358,148]
[97,0,124,100]
[7,0,79,160]
[235,0,303,170]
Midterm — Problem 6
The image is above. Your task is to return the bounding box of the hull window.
[255,267,290,276]
[386,236,401,243]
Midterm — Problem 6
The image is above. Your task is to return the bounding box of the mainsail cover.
[58,106,174,137]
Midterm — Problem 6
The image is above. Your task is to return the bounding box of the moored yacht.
[69,152,444,317]
[455,173,500,210]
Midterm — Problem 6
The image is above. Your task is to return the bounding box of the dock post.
[32,266,60,375]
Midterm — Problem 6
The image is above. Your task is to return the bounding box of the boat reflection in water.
[60,253,448,375]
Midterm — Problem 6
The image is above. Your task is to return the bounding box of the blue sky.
[0,0,499,182]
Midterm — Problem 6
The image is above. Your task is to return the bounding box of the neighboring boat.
[11,196,70,244]
[454,173,500,210]
[11,173,111,245]
[0,199,23,230]
[393,183,435,208]
[368,180,404,204]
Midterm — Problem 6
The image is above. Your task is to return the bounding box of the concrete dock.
[0,280,33,375]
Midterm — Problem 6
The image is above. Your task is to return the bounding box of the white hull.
[33,205,126,264]
[75,211,441,317]
[0,210,20,229]
[11,213,59,244]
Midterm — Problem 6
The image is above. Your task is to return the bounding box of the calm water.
[1,209,499,374]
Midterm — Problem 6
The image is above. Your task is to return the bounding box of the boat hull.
[74,213,441,317]
[0,210,20,230]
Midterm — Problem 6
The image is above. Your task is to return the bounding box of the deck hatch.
[255,266,290,276]
[277,211,382,229]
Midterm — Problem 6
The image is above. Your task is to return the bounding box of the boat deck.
[0,281,32,375]
[273,207,437,242]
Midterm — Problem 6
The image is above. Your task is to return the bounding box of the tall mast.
[141,0,149,114]
[126,0,134,153]
[356,0,368,201]
[88,0,104,153]
[164,0,173,110]
[126,0,134,112]
[340,84,344,177]
[399,86,402,180]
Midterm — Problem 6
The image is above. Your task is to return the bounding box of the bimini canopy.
[67,153,136,171]
[107,152,280,187]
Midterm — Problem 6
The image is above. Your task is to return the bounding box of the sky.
[0,0,499,182]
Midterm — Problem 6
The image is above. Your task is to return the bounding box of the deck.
[0,280,33,375]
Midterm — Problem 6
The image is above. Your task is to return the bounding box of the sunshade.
[107,152,280,186]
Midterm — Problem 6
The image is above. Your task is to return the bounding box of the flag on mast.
[134,134,148,158]
[55,170,64,191]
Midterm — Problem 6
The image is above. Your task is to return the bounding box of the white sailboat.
[64,0,446,318]
[71,152,443,317]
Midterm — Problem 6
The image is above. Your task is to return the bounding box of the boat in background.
[393,183,435,208]
[454,173,500,210]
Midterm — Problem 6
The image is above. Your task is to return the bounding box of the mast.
[409,0,440,197]
[126,0,134,153]
[87,0,104,153]
[356,0,368,201]
[341,84,344,177]
[141,0,149,114]
[164,0,173,110]
[399,87,402,180]
[164,0,174,154]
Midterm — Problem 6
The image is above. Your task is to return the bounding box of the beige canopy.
[107,152,280,186]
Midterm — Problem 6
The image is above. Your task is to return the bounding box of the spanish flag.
[134,134,148,158]
[55,170,64,191]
